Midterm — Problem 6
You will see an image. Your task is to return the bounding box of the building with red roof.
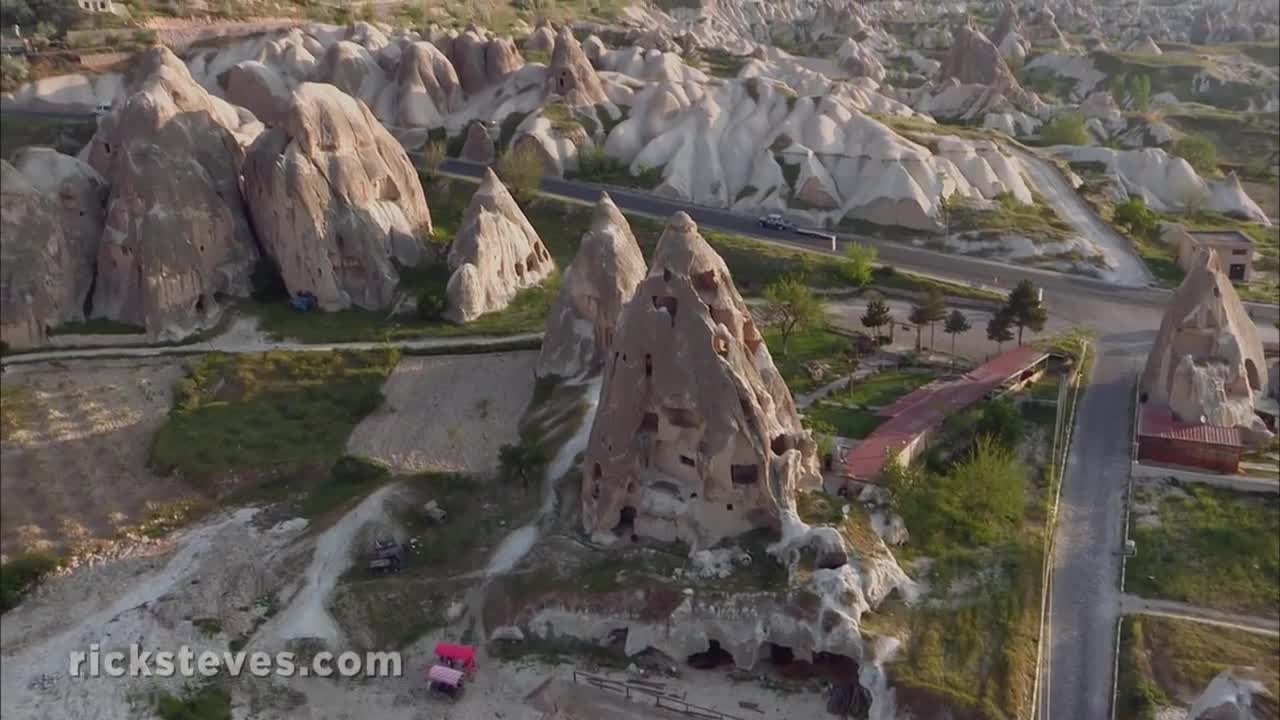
[1136,403,1247,474]
[841,346,1050,482]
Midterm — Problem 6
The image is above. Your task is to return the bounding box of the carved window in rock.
[652,295,678,324]
[771,434,794,455]
[679,455,696,468]
[514,261,525,278]
[693,269,718,291]
[644,353,653,378]
[731,464,759,485]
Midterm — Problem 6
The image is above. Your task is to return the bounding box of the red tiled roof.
[842,346,1049,480]
[1138,403,1246,448]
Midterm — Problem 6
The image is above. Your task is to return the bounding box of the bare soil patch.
[346,351,539,474]
[0,358,197,557]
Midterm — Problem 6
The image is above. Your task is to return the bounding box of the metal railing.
[571,671,746,720]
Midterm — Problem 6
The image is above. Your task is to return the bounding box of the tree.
[496,142,544,205]
[420,140,447,178]
[943,309,971,365]
[920,287,947,350]
[860,297,893,342]
[1114,196,1156,237]
[1039,112,1089,146]
[986,308,1014,352]
[0,0,82,38]
[762,275,825,355]
[1172,134,1217,175]
[975,397,1025,451]
[498,440,550,489]
[907,304,928,351]
[1108,75,1127,107]
[0,55,28,93]
[1129,74,1151,112]
[842,242,876,287]
[1003,279,1048,346]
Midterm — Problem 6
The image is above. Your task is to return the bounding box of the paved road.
[1119,594,1280,637]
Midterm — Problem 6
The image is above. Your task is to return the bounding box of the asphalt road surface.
[5,107,1280,719]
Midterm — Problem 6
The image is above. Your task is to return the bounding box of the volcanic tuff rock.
[582,212,821,551]
[1129,35,1163,55]
[545,27,609,106]
[242,83,432,312]
[1187,668,1278,719]
[526,21,556,54]
[990,0,1022,47]
[390,41,464,128]
[537,193,647,380]
[0,161,79,349]
[835,38,885,82]
[460,118,496,164]
[940,23,1021,90]
[85,46,260,340]
[445,168,554,323]
[1141,250,1270,439]
[11,146,108,323]
[221,60,294,126]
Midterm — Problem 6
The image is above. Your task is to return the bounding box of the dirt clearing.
[346,351,539,474]
[0,358,195,557]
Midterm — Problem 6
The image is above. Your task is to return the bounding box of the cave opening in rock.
[767,643,794,665]
[687,640,734,670]
[613,506,637,542]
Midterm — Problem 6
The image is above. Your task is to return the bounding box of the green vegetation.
[803,403,884,440]
[48,318,145,335]
[571,145,663,188]
[1118,615,1280,720]
[761,275,825,355]
[0,551,62,613]
[1126,483,1279,616]
[763,325,861,395]
[1164,105,1279,168]
[1000,279,1049,346]
[842,242,876,287]
[1039,112,1090,146]
[1092,48,1275,110]
[153,684,231,720]
[948,192,1076,243]
[845,368,936,408]
[149,350,397,480]
[192,617,223,637]
[0,54,28,92]
[1171,134,1218,174]
[496,142,545,205]
[701,48,749,78]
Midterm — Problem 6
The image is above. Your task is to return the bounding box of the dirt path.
[1119,593,1280,637]
[1013,147,1152,288]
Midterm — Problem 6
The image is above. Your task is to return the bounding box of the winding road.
[4,108,1279,720]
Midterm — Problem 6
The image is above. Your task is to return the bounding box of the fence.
[571,671,746,720]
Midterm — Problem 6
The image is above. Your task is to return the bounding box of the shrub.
[496,142,544,205]
[1114,196,1157,238]
[842,242,876,287]
[1040,112,1089,146]
[1172,135,1218,175]
[0,55,29,93]
[417,288,447,320]
[974,398,1025,451]
[154,684,231,720]
[0,552,62,612]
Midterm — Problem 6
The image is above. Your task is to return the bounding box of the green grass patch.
[1118,615,1279,717]
[48,317,145,335]
[763,324,860,394]
[0,551,63,613]
[1126,483,1279,616]
[153,683,231,720]
[149,350,397,480]
[844,368,937,408]
[804,403,884,439]
[541,102,584,134]
[949,192,1076,244]
[701,48,749,78]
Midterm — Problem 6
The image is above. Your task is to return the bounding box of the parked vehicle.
[757,213,794,231]
[367,537,404,575]
[94,102,112,118]
[289,291,317,312]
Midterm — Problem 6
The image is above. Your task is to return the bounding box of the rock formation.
[10,146,108,321]
[460,118,496,164]
[389,41,464,128]
[581,212,820,551]
[1187,668,1278,719]
[525,20,556,55]
[990,0,1022,47]
[1141,250,1270,440]
[545,27,608,106]
[445,168,554,323]
[242,82,432,312]
[1129,35,1163,55]
[1028,7,1068,47]
[221,60,294,126]
[86,46,261,340]
[835,38,885,82]
[940,22,1021,90]
[537,193,646,379]
[0,161,80,349]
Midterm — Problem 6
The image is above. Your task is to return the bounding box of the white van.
[93,102,112,118]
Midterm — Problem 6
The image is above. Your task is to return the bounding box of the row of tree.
[858,277,1048,355]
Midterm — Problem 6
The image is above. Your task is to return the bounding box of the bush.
[1040,112,1090,146]
[417,288,447,320]
[0,55,29,93]
[155,684,231,720]
[496,142,544,205]
[1172,135,1218,175]
[1114,196,1157,238]
[0,551,62,612]
[331,455,390,485]
[974,398,1025,451]
[842,242,876,287]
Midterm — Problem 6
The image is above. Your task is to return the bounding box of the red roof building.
[841,346,1050,482]
[1136,403,1246,474]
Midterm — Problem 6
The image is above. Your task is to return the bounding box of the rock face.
[11,146,108,321]
[835,38,885,82]
[1129,35,1163,55]
[525,21,556,54]
[242,83,432,312]
[940,23,1020,90]
[545,27,608,106]
[581,212,821,551]
[445,168,554,323]
[86,47,261,340]
[459,118,496,164]
[1187,668,1278,720]
[0,161,80,349]
[221,60,293,126]
[389,41,463,128]
[1141,250,1270,438]
[537,193,647,380]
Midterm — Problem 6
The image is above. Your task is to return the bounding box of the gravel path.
[1119,594,1280,636]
